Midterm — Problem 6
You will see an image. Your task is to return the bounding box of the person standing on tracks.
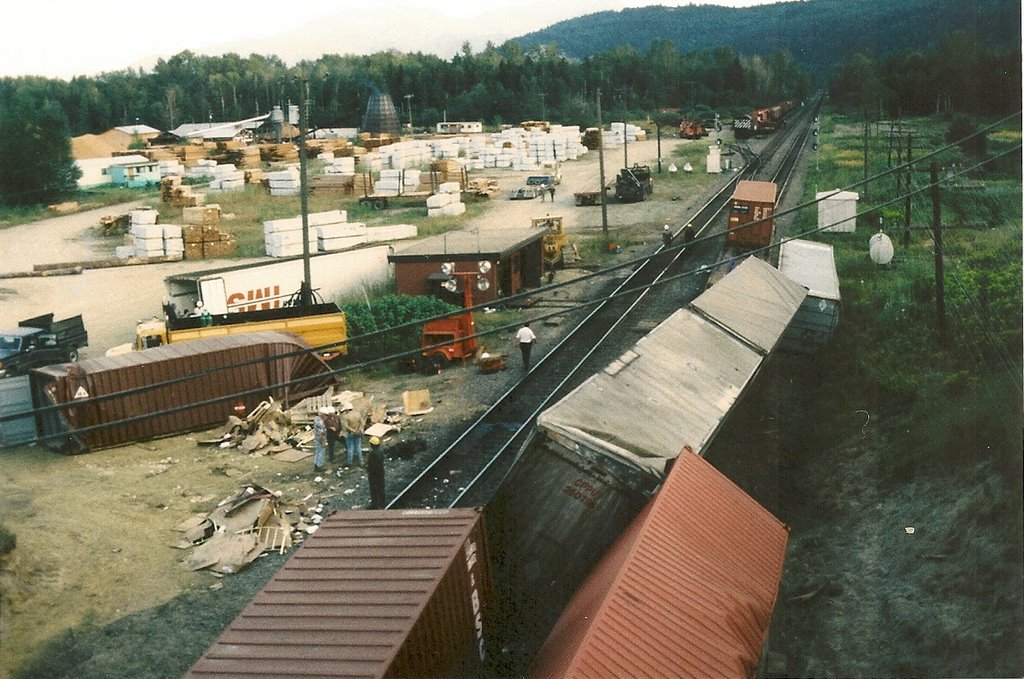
[515,322,537,371]
[341,402,365,468]
[312,407,329,473]
[548,185,556,202]
[662,224,673,248]
[683,222,696,245]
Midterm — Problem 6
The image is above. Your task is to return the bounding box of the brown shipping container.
[185,508,492,679]
[727,179,777,249]
[30,331,338,453]
[529,449,790,679]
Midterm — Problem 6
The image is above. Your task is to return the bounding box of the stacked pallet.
[353,173,374,196]
[117,209,185,260]
[310,174,354,196]
[426,182,466,218]
[263,211,337,257]
[266,168,301,196]
[217,143,262,168]
[182,205,236,259]
[160,176,207,207]
[207,163,245,191]
[179,144,208,164]
[158,159,186,177]
[260,143,299,163]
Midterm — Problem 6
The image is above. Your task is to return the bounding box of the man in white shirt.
[514,322,537,371]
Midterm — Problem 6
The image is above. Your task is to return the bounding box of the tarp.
[691,255,808,354]
[537,257,806,477]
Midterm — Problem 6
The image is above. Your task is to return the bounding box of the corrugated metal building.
[529,448,790,679]
[185,508,492,679]
[388,227,545,305]
[31,332,337,453]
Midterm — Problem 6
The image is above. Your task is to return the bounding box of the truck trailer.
[162,246,391,317]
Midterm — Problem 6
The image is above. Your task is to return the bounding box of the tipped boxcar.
[185,508,493,679]
[30,331,338,453]
[727,179,777,250]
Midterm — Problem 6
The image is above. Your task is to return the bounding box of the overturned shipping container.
[529,449,790,679]
[486,257,806,674]
[186,508,492,679]
[31,331,338,453]
[777,238,841,353]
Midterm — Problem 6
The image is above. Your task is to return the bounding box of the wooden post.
[298,78,312,307]
[930,162,945,334]
[597,89,609,239]
[903,132,913,247]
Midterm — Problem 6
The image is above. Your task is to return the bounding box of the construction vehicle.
[531,215,577,269]
[416,263,492,373]
[0,314,88,377]
[614,164,653,203]
[678,118,705,139]
[126,302,349,359]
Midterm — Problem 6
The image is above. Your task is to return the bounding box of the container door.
[0,376,36,447]
[199,278,228,314]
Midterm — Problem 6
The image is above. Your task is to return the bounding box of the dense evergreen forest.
[0,4,1019,206]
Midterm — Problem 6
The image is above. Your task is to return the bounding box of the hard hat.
[686,222,693,228]
[663,224,670,231]
[369,436,381,446]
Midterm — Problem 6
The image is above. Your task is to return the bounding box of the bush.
[0,523,16,556]
[339,294,460,361]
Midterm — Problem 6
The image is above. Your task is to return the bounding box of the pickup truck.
[0,314,88,377]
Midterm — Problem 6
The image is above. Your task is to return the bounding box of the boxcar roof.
[778,239,841,301]
[185,508,485,679]
[690,255,807,354]
[529,448,789,679]
[733,179,777,204]
[388,227,544,260]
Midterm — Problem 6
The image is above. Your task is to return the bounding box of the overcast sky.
[2,0,776,80]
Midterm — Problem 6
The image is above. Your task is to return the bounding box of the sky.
[1,0,776,80]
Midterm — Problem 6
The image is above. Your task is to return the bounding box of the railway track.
[387,97,821,510]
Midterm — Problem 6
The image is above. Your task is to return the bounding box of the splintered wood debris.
[196,388,426,458]
[174,484,323,574]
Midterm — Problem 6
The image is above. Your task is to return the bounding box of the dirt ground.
[0,135,711,677]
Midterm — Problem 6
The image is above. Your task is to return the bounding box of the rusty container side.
[185,508,492,679]
[31,331,337,453]
[727,179,777,250]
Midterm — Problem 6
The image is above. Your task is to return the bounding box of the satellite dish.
[869,231,894,265]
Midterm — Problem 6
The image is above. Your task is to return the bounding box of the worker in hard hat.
[662,224,673,248]
[683,222,696,244]
[366,435,386,509]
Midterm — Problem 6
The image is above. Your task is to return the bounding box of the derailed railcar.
[31,331,338,453]
[528,449,790,679]
[486,257,807,675]
[185,508,492,679]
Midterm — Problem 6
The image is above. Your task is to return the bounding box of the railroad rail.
[388,98,821,510]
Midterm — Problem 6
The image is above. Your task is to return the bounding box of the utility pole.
[298,78,312,307]
[623,119,628,168]
[404,94,413,130]
[903,132,913,247]
[863,119,870,200]
[656,123,662,174]
[597,89,609,239]
[930,162,945,334]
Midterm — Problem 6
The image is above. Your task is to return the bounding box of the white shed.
[816,189,859,232]
[706,144,721,173]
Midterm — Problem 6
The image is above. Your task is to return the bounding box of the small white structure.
[817,189,859,232]
[706,145,721,173]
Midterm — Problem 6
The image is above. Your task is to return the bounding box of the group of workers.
[312,403,387,509]
[663,222,697,248]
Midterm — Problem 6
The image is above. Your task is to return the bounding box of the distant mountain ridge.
[512,0,1021,77]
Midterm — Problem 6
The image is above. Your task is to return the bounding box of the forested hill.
[513,0,1021,77]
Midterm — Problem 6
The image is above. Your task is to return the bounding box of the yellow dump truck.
[133,303,348,359]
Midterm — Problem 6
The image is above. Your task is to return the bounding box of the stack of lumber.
[310,174,354,196]
[161,176,206,207]
[260,143,299,163]
[182,205,236,259]
[467,178,501,198]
